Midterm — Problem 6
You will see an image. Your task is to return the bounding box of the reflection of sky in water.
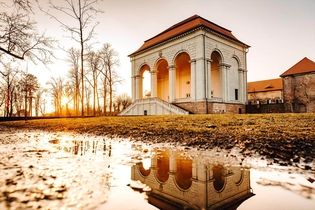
[0,131,314,210]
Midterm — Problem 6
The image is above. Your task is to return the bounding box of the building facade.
[121,15,249,115]
[247,78,283,104]
[281,57,315,113]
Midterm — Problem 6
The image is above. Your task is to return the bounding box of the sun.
[61,96,70,107]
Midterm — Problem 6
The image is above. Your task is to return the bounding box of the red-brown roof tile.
[130,15,249,56]
[280,57,315,77]
[248,78,283,93]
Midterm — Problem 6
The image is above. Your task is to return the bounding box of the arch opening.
[210,51,222,98]
[156,151,169,183]
[213,164,226,192]
[156,59,169,101]
[139,161,151,177]
[174,52,191,99]
[139,65,151,99]
[175,154,192,190]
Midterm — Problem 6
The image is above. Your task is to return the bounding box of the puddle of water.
[0,131,314,210]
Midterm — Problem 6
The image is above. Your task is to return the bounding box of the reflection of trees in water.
[57,140,112,157]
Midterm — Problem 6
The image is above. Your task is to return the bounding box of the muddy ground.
[0,114,315,168]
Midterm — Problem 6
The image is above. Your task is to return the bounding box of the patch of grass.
[0,113,314,141]
[1,113,315,163]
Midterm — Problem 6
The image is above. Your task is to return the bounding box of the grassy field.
[1,113,315,164]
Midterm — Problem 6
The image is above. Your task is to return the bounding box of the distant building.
[121,15,249,115]
[280,57,315,113]
[247,78,283,104]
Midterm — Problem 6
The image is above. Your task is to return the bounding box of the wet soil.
[0,130,314,209]
[0,114,315,166]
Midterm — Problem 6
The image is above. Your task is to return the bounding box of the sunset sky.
[25,0,315,96]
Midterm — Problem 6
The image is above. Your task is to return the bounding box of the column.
[151,70,157,98]
[168,65,175,102]
[207,59,212,99]
[220,64,226,101]
[189,59,196,101]
[131,60,136,102]
[220,63,230,102]
[195,58,206,101]
[226,64,230,101]
[131,76,136,102]
[169,151,176,174]
[135,75,141,100]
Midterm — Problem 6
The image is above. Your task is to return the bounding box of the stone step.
[119,97,189,115]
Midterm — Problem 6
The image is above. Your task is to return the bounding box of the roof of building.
[129,15,249,56]
[247,78,283,93]
[280,57,315,77]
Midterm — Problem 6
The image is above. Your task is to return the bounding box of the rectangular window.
[235,89,239,100]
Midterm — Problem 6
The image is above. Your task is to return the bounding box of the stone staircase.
[119,97,189,115]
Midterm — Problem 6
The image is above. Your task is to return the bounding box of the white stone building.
[121,15,249,115]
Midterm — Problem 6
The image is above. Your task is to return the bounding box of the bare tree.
[86,50,101,116]
[34,88,45,117]
[19,73,39,117]
[44,0,102,116]
[0,0,54,69]
[99,43,120,114]
[47,76,64,116]
[67,47,81,115]
[0,65,18,117]
[9,0,33,11]
[115,93,132,111]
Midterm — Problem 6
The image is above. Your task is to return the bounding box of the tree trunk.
[109,66,112,114]
[103,79,107,115]
[79,0,84,117]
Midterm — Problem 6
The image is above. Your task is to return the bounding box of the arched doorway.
[174,52,191,99]
[139,64,151,99]
[156,59,169,101]
[175,154,192,190]
[210,51,222,98]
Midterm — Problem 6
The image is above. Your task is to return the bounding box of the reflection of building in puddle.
[131,149,254,210]
[51,139,112,156]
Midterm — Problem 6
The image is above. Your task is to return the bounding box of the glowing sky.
[26,0,315,96]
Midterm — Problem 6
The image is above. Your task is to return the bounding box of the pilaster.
[151,70,157,97]
[238,68,245,102]
[190,59,197,101]
[207,59,212,99]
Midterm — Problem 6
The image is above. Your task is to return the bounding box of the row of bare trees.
[47,43,131,116]
[1,0,132,117]
[0,65,44,117]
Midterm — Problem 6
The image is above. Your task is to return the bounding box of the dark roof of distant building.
[130,15,249,56]
[248,78,283,93]
[280,57,315,77]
